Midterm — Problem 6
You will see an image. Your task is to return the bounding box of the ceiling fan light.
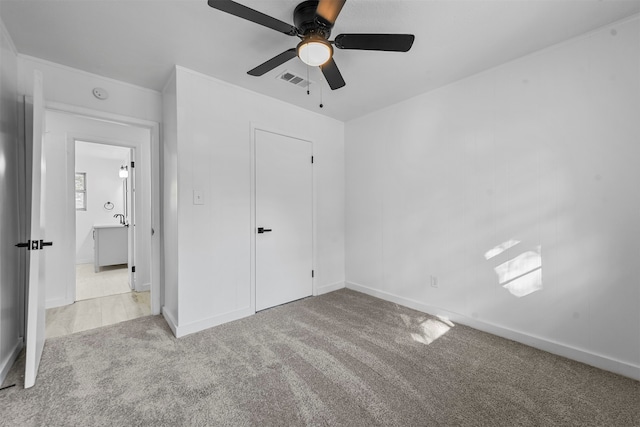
[297,39,332,67]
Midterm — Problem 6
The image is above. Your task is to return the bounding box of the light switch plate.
[193,190,204,205]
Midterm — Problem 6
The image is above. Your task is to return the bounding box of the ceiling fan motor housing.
[294,0,331,39]
[207,0,414,90]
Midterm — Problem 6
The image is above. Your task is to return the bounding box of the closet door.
[255,129,312,311]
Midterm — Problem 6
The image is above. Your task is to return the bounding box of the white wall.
[0,17,23,383]
[345,16,640,379]
[163,66,345,337]
[43,111,152,308]
[162,71,179,325]
[18,55,162,123]
[75,142,129,264]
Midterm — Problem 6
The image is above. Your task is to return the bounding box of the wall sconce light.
[119,165,129,178]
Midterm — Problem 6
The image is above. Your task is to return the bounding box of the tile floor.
[76,263,131,301]
[45,264,150,339]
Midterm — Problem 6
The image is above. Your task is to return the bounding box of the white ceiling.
[2,0,639,121]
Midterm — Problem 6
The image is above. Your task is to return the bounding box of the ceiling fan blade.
[320,57,346,90]
[334,34,415,52]
[208,0,298,36]
[316,0,346,26]
[247,49,297,76]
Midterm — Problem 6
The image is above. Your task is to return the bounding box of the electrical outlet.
[430,275,438,288]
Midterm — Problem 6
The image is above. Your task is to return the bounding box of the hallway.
[46,262,150,338]
[46,291,150,338]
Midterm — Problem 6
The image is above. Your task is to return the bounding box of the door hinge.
[130,161,135,168]
[311,156,314,164]
[132,266,136,273]
[312,270,314,278]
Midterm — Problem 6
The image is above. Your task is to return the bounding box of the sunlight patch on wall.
[484,239,520,260]
[488,240,543,298]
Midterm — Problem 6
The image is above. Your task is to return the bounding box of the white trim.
[66,134,144,304]
[138,282,151,292]
[66,138,77,304]
[346,281,640,381]
[0,339,23,385]
[315,281,345,296]
[250,124,315,313]
[172,307,254,338]
[45,296,73,310]
[250,125,256,314]
[18,54,161,95]
[162,307,178,337]
[0,16,18,56]
[45,100,158,129]
[67,133,143,301]
[311,142,317,298]
[44,100,162,316]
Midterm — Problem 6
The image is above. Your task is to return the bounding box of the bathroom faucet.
[113,214,125,225]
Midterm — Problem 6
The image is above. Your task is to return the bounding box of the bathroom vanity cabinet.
[93,225,128,272]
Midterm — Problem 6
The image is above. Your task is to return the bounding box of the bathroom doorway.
[74,141,134,300]
[42,109,156,338]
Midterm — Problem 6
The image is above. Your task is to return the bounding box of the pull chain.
[306,65,324,109]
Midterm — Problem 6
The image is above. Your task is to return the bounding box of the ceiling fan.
[207,0,415,90]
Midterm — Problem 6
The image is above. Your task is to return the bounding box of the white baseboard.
[164,307,254,338]
[315,281,345,296]
[162,307,178,337]
[46,296,73,309]
[0,339,23,385]
[136,282,150,292]
[346,281,640,380]
[75,259,93,265]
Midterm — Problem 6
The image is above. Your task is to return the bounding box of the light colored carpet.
[1,289,638,426]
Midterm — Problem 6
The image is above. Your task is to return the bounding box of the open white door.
[255,130,313,311]
[23,70,49,389]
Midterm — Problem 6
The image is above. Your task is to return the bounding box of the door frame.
[249,123,316,313]
[45,101,162,315]
[68,137,140,300]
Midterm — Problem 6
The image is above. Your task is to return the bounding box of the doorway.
[254,129,313,311]
[41,109,157,338]
[74,141,132,300]
[17,77,161,387]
